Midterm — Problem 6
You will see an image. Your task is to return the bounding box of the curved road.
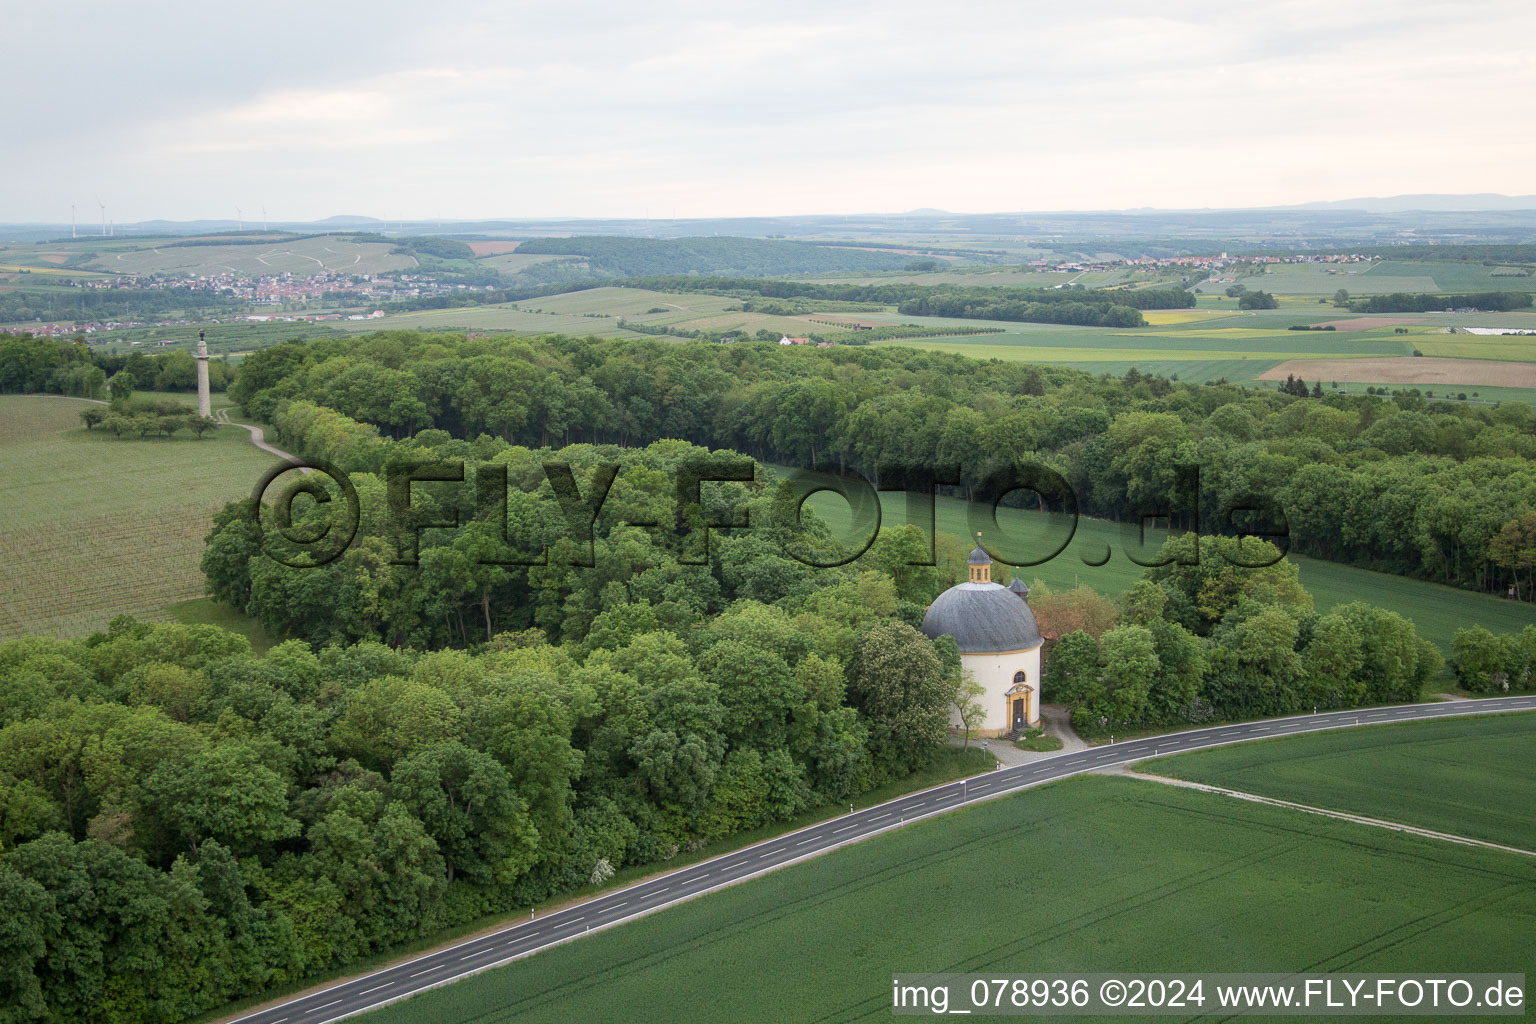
[228,695,1536,1024]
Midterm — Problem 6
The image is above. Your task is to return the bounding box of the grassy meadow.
[1144,712,1536,849]
[796,480,1536,659]
[1223,259,1536,297]
[0,395,282,639]
[358,769,1536,1024]
[77,235,416,277]
[335,286,906,340]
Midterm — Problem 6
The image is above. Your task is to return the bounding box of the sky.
[8,0,1536,223]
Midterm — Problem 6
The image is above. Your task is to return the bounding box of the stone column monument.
[195,329,212,419]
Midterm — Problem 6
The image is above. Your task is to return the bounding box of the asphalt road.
[228,695,1536,1024]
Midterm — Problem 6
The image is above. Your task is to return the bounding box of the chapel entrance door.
[1012,698,1025,731]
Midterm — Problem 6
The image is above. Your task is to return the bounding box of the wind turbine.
[261,204,268,232]
[96,196,107,237]
[71,204,77,239]
[236,205,243,232]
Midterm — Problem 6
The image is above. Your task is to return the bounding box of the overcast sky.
[8,0,1536,223]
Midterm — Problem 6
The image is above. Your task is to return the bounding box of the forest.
[202,330,1536,603]
[1,443,977,1022]
[0,333,233,397]
[0,325,1514,1023]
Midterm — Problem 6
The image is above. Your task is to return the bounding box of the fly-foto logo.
[250,459,1288,570]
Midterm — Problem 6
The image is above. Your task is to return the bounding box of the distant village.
[18,269,499,338]
[11,251,1385,340]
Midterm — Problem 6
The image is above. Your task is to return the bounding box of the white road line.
[459,951,484,961]
[222,697,1531,1024]
[358,983,392,995]
[568,916,583,923]
[653,887,669,894]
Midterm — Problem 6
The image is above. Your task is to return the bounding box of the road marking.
[459,950,485,961]
[796,837,817,846]
[221,697,1529,1024]
[359,983,392,995]
[569,916,583,923]
[760,848,786,858]
[910,800,927,808]
[653,887,669,895]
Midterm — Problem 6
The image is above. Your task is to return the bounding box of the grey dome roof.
[967,544,992,565]
[921,581,1042,653]
[1006,576,1030,597]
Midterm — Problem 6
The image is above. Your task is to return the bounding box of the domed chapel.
[920,538,1043,737]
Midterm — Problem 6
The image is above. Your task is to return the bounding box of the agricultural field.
[475,251,570,276]
[358,771,1536,1024]
[87,319,347,357]
[79,235,415,277]
[0,394,282,639]
[1222,259,1536,296]
[796,479,1536,660]
[851,304,1536,395]
[1260,356,1536,388]
[1144,712,1536,850]
[803,265,1189,290]
[345,287,901,340]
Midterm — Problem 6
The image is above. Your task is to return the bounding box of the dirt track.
[1260,356,1536,387]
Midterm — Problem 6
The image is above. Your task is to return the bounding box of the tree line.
[218,330,1536,602]
[1,442,982,1021]
[1046,535,1441,735]
[1345,291,1533,313]
[0,334,233,397]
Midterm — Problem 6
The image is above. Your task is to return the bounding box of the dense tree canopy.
[216,329,1536,602]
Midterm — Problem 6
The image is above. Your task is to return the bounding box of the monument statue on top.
[195,329,212,419]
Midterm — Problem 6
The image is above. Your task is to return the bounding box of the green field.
[802,265,1179,289]
[76,235,416,277]
[359,771,1536,1024]
[331,280,1536,398]
[87,320,348,357]
[344,286,891,340]
[1145,712,1536,849]
[797,480,1536,659]
[1221,260,1536,297]
[0,395,283,638]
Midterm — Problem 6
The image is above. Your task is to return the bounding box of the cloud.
[6,0,1536,220]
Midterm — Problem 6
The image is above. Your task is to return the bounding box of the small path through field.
[1123,770,1536,858]
[215,409,306,466]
